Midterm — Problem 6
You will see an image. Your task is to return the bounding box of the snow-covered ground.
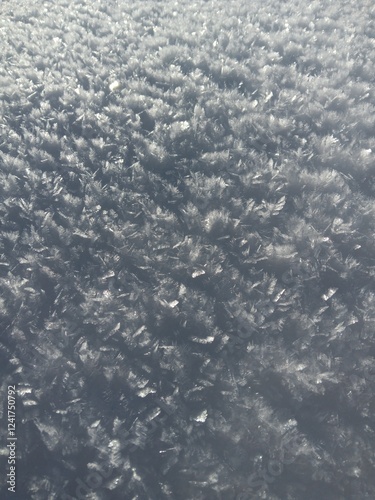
[1,0,375,498]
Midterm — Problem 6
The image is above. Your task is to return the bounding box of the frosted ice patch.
[192,269,205,278]
[168,300,179,308]
[321,288,338,301]
[191,336,214,344]
[109,80,121,92]
[137,387,156,398]
[23,399,37,407]
[158,299,179,309]
[194,410,208,423]
[34,422,60,451]
[18,387,33,396]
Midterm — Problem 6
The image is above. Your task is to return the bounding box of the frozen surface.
[0,0,375,498]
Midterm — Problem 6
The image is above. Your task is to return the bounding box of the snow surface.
[0,0,375,498]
